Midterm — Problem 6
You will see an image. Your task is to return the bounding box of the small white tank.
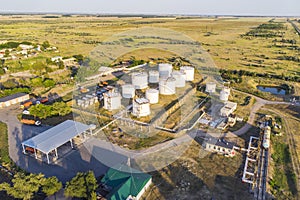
[146,89,159,104]
[132,72,148,89]
[220,87,231,101]
[122,84,135,98]
[158,63,172,78]
[132,98,151,117]
[103,91,122,110]
[172,71,186,88]
[148,70,159,83]
[159,77,176,95]
[180,66,195,81]
[205,82,216,93]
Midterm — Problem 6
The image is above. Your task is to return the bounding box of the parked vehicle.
[21,100,33,109]
[22,110,30,115]
[20,115,41,126]
[80,87,90,94]
[25,147,34,153]
[40,97,48,103]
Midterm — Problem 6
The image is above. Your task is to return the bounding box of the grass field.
[0,15,299,76]
[144,141,253,200]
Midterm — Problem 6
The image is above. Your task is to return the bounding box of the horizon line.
[0,11,299,18]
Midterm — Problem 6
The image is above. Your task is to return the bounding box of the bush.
[0,122,11,167]
[0,87,30,98]
[29,102,71,119]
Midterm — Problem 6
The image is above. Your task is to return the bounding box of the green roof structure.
[101,164,152,200]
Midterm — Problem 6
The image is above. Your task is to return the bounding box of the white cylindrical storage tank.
[158,63,172,78]
[148,70,159,83]
[122,84,135,98]
[159,77,176,95]
[132,98,151,117]
[220,87,230,101]
[172,71,186,88]
[146,89,159,104]
[103,91,122,110]
[180,66,195,81]
[132,72,148,89]
[205,82,217,93]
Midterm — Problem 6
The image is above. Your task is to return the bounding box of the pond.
[257,86,287,95]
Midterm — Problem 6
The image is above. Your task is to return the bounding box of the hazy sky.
[0,0,299,16]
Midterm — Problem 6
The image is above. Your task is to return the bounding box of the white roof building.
[21,120,93,164]
[220,101,237,117]
[51,56,63,62]
[19,44,34,50]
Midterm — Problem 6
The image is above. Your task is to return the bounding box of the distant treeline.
[220,69,300,82]
[42,16,60,18]
[242,22,286,38]
[0,41,32,50]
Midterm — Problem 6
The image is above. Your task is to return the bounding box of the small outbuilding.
[203,137,236,157]
[0,93,30,109]
[220,101,237,117]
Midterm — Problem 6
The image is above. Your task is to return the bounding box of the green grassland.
[0,15,299,76]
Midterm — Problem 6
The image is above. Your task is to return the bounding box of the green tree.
[4,49,10,57]
[42,41,50,49]
[43,79,55,88]
[0,172,45,200]
[52,102,71,116]
[2,79,18,89]
[30,77,43,87]
[57,60,64,69]
[64,171,97,200]
[41,176,62,196]
[31,61,46,75]
[29,102,71,119]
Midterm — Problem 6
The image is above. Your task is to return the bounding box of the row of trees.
[0,41,50,51]
[29,102,71,119]
[0,171,98,200]
[242,22,286,39]
[0,173,62,200]
[64,171,98,200]
[220,69,300,83]
[29,77,56,88]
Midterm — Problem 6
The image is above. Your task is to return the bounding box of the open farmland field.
[0,15,299,77]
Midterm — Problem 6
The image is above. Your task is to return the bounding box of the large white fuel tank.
[159,77,176,95]
[132,98,151,117]
[148,70,159,83]
[205,82,216,93]
[220,87,231,101]
[122,84,135,98]
[172,71,186,88]
[145,89,159,104]
[132,72,148,89]
[158,63,172,78]
[180,66,195,81]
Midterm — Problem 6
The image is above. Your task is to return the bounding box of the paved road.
[229,89,294,136]
[0,105,108,183]
[0,90,298,182]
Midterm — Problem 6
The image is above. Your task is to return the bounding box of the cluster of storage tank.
[158,64,195,96]
[77,94,98,108]
[105,63,194,118]
[205,82,231,102]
